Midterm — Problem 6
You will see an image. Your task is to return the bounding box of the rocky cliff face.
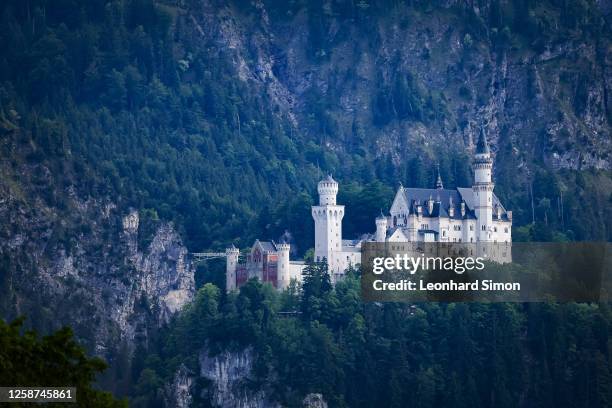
[198,348,279,408]
[185,0,610,171]
[0,163,195,356]
[166,365,195,408]
[122,210,195,333]
[166,347,327,408]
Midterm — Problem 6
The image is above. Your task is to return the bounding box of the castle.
[225,129,512,291]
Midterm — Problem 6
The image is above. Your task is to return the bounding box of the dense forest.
[0,0,610,257]
[132,267,612,407]
[0,0,611,406]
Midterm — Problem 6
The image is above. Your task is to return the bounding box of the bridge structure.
[191,252,226,264]
[191,251,246,265]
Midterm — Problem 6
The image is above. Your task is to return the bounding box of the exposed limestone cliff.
[199,348,279,408]
[166,347,282,408]
[165,346,331,408]
[185,0,610,171]
[166,364,194,408]
[0,169,195,357]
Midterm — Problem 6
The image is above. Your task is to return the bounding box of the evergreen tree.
[0,318,125,407]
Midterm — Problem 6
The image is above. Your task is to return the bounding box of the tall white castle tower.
[375,212,387,243]
[312,175,344,273]
[473,127,494,242]
[276,242,291,290]
[225,246,239,291]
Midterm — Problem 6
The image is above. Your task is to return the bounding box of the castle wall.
[226,138,511,291]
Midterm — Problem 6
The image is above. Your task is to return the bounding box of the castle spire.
[476,126,490,155]
[435,164,444,189]
[473,125,495,242]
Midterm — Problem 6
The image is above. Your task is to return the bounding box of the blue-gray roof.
[400,188,474,220]
[258,241,277,252]
[476,127,490,154]
[396,187,510,221]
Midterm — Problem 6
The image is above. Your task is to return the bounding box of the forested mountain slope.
[139,274,612,408]
[0,0,611,400]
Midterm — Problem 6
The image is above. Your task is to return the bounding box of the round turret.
[225,246,239,255]
[276,242,290,252]
[225,246,240,292]
[318,175,339,205]
[375,212,388,243]
[276,242,291,290]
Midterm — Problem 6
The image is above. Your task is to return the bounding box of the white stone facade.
[225,129,511,289]
[311,175,362,281]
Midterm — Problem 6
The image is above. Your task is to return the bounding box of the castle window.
[505,227,509,233]
[482,225,486,231]
[470,225,474,231]
[494,227,497,232]
[443,231,446,237]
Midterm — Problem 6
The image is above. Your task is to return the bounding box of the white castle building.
[383,129,512,245]
[226,129,512,291]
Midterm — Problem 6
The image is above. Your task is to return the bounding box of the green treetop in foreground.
[0,317,125,407]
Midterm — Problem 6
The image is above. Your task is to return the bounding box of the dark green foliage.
[0,0,610,403]
[338,181,394,237]
[0,317,126,407]
[133,273,612,408]
[373,71,427,126]
[0,0,609,265]
[300,259,332,320]
[0,0,325,254]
